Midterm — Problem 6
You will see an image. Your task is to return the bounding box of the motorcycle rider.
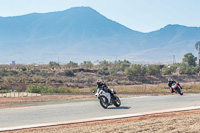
[96,79,115,98]
[168,78,182,93]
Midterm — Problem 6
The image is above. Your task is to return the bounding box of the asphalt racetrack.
[1,94,200,130]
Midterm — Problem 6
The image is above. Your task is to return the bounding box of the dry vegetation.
[0,62,200,93]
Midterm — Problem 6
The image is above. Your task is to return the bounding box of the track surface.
[1,94,200,129]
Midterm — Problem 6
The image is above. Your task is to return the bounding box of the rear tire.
[113,96,121,107]
[99,96,109,109]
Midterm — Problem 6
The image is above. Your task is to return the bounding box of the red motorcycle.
[171,83,183,95]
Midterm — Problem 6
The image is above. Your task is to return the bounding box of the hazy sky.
[0,0,199,32]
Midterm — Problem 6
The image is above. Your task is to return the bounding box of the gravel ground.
[5,109,200,133]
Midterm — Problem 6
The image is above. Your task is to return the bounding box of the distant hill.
[0,7,199,64]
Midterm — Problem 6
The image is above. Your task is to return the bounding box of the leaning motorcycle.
[94,88,121,109]
[171,83,183,95]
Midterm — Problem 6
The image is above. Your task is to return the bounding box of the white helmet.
[168,78,172,82]
[97,79,103,85]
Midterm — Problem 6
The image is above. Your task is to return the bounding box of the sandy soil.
[5,109,200,133]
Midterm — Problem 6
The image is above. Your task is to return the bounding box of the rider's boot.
[171,88,175,93]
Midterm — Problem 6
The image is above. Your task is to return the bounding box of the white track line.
[1,106,200,132]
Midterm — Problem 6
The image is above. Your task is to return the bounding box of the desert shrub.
[0,69,8,76]
[9,70,18,75]
[26,84,56,93]
[3,76,15,83]
[121,62,131,71]
[99,60,110,69]
[64,70,75,77]
[84,77,95,83]
[80,61,94,70]
[32,75,44,83]
[49,61,60,69]
[179,63,194,74]
[0,82,10,90]
[26,84,41,93]
[124,67,133,75]
[89,86,97,92]
[65,61,78,69]
[30,69,40,74]
[26,84,80,94]
[97,68,109,75]
[17,75,28,83]
[182,53,197,66]
[21,67,27,71]
[194,65,200,73]
[108,68,118,76]
[0,90,12,93]
[15,85,27,92]
[147,65,160,75]
[56,87,80,93]
[161,66,176,75]
[124,65,146,75]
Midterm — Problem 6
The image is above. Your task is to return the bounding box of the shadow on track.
[108,106,131,109]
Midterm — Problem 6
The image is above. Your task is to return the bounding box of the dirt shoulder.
[5,109,200,133]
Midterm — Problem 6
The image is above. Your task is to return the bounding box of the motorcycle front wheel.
[99,96,109,109]
[113,96,121,107]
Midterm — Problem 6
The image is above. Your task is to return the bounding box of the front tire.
[113,96,121,107]
[176,88,183,95]
[99,96,109,109]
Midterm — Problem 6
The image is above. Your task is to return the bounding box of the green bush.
[161,66,176,75]
[89,86,97,92]
[97,68,109,75]
[26,84,43,93]
[9,70,18,75]
[0,69,8,77]
[147,65,160,75]
[179,63,194,74]
[26,84,56,93]
[32,75,44,83]
[0,90,12,93]
[21,67,27,71]
[64,70,75,76]
[124,67,133,75]
[0,82,10,90]
[108,68,117,76]
[26,84,80,94]
[124,65,146,75]
[57,87,80,93]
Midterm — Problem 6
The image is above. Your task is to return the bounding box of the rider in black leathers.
[168,78,182,93]
[96,79,114,97]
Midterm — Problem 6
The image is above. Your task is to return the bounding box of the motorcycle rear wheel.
[113,96,121,107]
[99,96,109,109]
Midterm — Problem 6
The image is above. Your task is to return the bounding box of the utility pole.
[173,55,176,64]
[195,41,200,66]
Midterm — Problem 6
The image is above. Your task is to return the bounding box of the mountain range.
[0,7,200,64]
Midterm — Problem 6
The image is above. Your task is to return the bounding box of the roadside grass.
[108,82,200,93]
[1,82,200,96]
[111,84,168,93]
